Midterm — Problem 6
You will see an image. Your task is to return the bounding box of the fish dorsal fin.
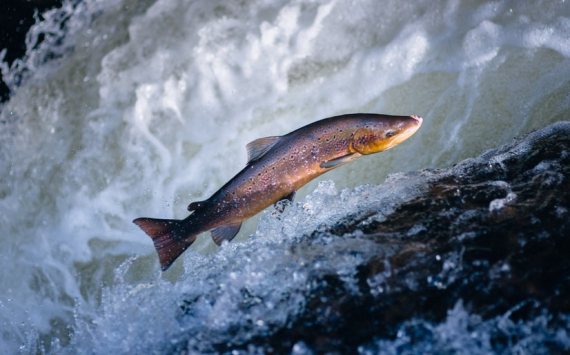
[188,200,208,212]
[211,223,242,246]
[246,136,281,163]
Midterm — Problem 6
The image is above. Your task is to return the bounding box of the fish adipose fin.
[211,223,242,246]
[188,200,209,212]
[133,217,196,271]
[320,153,359,169]
[246,136,281,163]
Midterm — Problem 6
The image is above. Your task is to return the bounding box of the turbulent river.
[1,0,569,353]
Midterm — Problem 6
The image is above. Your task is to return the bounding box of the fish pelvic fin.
[133,217,197,271]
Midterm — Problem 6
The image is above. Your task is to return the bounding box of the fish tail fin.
[133,217,197,271]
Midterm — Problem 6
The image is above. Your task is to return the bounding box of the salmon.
[134,113,423,270]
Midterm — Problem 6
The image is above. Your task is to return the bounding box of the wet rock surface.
[197,122,570,354]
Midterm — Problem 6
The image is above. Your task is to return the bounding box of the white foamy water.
[1,0,569,353]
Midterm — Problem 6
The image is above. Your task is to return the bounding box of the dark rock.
[0,0,64,102]
[199,122,570,354]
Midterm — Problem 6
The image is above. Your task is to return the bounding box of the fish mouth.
[384,115,423,149]
[410,115,423,125]
[403,115,423,138]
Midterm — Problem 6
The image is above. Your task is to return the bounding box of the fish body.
[134,113,422,270]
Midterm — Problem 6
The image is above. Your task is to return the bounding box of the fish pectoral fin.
[211,223,242,246]
[246,136,281,163]
[320,153,359,169]
[188,200,208,212]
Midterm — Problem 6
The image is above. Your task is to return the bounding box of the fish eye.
[385,131,396,138]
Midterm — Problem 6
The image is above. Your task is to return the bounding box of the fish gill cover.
[0,0,569,354]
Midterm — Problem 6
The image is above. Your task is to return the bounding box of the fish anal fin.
[211,223,242,246]
[320,153,359,169]
[188,200,208,212]
[246,136,281,163]
[133,217,197,271]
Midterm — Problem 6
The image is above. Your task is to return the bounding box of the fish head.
[350,115,423,155]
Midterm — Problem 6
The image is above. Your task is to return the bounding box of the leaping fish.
[134,113,423,270]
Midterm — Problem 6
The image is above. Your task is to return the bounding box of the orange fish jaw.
[350,115,423,155]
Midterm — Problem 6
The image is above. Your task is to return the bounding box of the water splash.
[1,0,569,353]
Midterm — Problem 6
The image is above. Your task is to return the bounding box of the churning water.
[1,0,569,353]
